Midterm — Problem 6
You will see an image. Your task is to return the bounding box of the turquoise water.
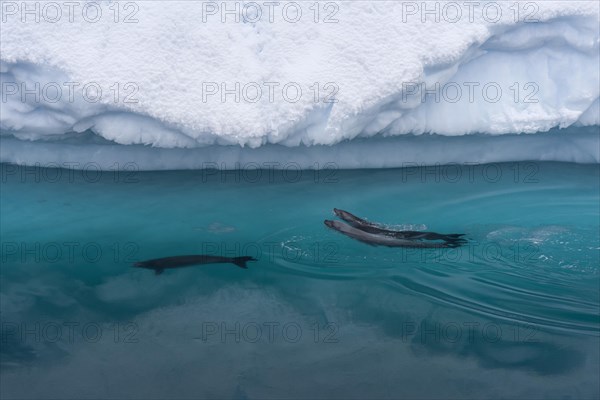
[1,162,599,399]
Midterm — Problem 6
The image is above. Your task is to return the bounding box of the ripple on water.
[271,224,599,336]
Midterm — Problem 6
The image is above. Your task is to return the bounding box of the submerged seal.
[134,255,257,275]
[324,220,461,248]
[333,208,466,244]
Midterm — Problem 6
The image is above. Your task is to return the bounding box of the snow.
[0,1,598,168]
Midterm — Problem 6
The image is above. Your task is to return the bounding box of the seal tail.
[232,256,257,269]
[444,234,465,239]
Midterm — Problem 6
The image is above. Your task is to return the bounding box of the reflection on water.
[1,162,599,399]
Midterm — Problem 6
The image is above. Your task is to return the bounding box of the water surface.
[1,162,598,399]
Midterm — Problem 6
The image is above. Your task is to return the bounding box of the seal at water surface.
[324,220,460,248]
[134,255,257,275]
[333,208,466,243]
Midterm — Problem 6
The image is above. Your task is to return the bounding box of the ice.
[0,1,598,168]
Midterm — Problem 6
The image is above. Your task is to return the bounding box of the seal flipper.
[155,268,164,275]
[232,256,257,269]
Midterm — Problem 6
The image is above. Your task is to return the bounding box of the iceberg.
[1,1,598,169]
